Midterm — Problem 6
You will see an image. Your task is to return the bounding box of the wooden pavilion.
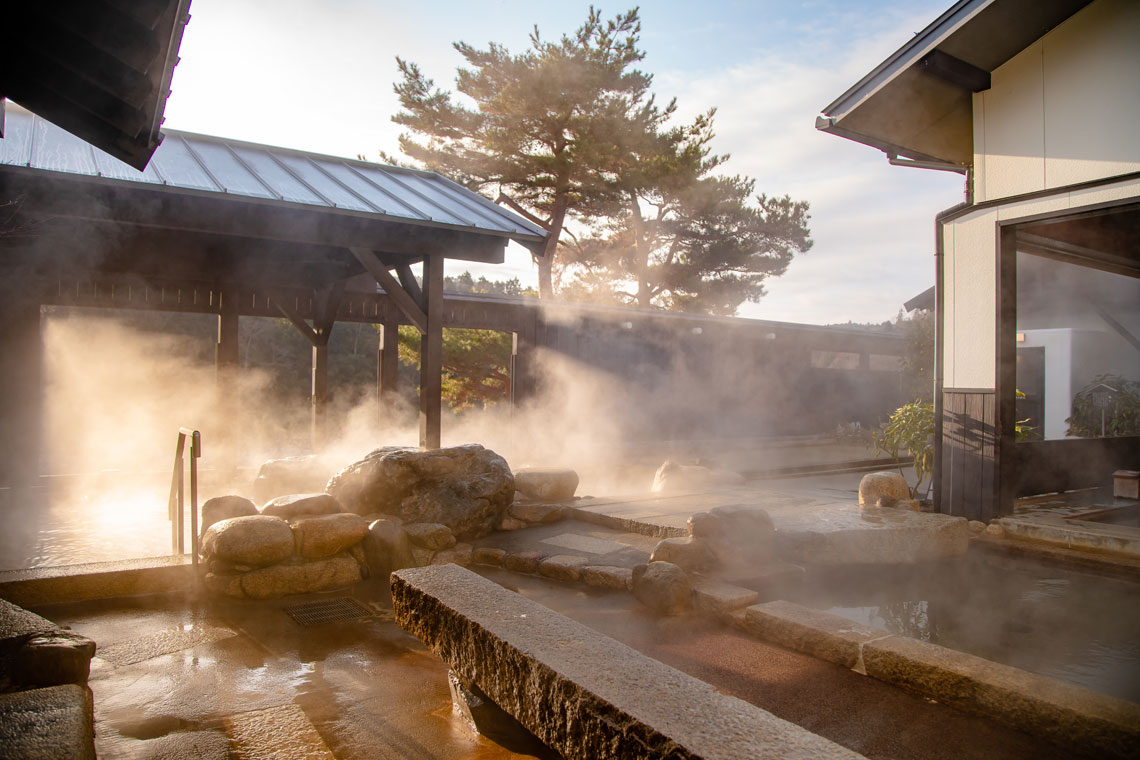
[0,102,547,485]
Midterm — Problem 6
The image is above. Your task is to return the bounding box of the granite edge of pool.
[730,600,1140,760]
[0,556,194,607]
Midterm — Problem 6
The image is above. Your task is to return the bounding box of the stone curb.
[0,557,195,607]
[564,505,688,539]
[738,601,1140,760]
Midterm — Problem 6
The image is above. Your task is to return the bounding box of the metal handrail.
[168,428,202,570]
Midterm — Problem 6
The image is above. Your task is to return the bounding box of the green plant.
[873,400,935,498]
[1014,388,1037,441]
[1066,374,1140,438]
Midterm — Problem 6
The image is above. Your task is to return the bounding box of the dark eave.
[0,0,192,170]
[816,0,1092,166]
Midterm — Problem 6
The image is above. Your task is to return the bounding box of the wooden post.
[216,288,240,468]
[312,343,328,451]
[0,299,43,486]
[378,319,400,415]
[420,256,444,449]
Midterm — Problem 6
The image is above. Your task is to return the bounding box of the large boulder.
[200,495,258,536]
[688,504,775,571]
[858,471,912,507]
[253,455,333,504]
[649,536,711,571]
[201,515,294,567]
[261,493,342,520]
[632,562,691,616]
[326,444,514,540]
[292,513,369,559]
[513,467,579,502]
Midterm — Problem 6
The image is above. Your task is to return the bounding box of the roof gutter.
[814,116,964,167]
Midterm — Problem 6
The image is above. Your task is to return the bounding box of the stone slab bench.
[0,684,95,760]
[0,598,95,692]
[742,601,1140,760]
[392,564,866,760]
[1,599,97,760]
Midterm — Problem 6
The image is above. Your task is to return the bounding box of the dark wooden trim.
[996,224,1019,516]
[940,171,1140,224]
[940,389,998,521]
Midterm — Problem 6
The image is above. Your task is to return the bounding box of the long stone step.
[392,564,868,760]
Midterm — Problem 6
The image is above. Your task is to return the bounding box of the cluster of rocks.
[468,545,634,591]
[204,445,586,600]
[623,504,779,616]
[648,504,775,575]
[200,494,370,600]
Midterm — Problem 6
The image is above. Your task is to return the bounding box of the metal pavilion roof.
[0,102,546,246]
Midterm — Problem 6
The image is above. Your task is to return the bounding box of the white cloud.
[655,11,964,324]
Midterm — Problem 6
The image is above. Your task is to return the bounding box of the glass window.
[1016,251,1140,440]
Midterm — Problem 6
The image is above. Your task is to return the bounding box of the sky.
[163,0,966,325]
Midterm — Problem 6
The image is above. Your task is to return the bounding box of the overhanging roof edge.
[0,162,544,245]
[819,0,994,121]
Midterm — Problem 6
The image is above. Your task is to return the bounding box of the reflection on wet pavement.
[36,588,544,759]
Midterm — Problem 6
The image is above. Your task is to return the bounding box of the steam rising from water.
[40,310,641,494]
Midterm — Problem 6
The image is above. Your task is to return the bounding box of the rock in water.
[200,495,258,536]
[513,467,579,501]
[632,561,691,615]
[858,471,911,508]
[688,504,775,571]
[201,515,294,567]
[651,461,744,493]
[326,444,514,540]
[649,536,711,571]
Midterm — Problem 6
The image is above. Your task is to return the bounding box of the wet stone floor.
[30,566,1088,760]
[38,585,532,760]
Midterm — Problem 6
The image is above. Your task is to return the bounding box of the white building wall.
[940,176,1140,391]
[972,0,1140,203]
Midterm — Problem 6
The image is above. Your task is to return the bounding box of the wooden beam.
[349,246,427,333]
[919,50,991,93]
[420,255,444,449]
[270,291,319,346]
[396,262,425,312]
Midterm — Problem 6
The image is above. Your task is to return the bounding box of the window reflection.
[1016,252,1140,440]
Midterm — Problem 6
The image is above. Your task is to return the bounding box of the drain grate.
[284,597,373,627]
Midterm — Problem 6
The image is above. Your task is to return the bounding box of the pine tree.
[393,8,650,298]
[564,110,813,314]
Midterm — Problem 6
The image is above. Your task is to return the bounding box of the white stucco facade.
[940,0,1140,391]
